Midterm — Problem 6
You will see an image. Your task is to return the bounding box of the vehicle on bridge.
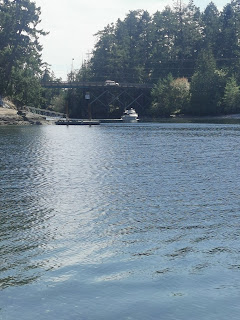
[104,80,119,86]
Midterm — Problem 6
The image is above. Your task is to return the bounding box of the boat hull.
[121,116,139,123]
[121,108,139,122]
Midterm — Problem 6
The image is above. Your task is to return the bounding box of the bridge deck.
[42,81,153,89]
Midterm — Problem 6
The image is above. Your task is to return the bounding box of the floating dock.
[55,119,100,125]
[99,119,123,123]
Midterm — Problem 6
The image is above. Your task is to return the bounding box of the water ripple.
[1,124,240,319]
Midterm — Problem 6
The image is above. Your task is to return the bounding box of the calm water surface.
[0,123,240,320]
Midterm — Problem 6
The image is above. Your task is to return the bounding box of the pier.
[55,119,100,125]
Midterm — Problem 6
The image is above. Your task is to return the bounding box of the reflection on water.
[0,123,240,319]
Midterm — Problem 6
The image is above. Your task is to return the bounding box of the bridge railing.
[22,105,65,118]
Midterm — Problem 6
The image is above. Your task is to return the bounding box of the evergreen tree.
[222,76,240,114]
[75,1,240,117]
[92,23,116,81]
[202,2,220,55]
[190,49,225,115]
[0,0,47,106]
[151,7,178,79]
[217,1,240,74]
[172,0,202,77]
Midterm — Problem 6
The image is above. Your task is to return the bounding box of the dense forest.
[1,0,240,118]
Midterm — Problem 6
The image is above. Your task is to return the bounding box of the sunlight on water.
[0,123,240,319]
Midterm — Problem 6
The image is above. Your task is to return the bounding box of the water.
[0,123,240,320]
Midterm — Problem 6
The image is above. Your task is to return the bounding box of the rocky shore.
[1,105,240,126]
[0,107,50,125]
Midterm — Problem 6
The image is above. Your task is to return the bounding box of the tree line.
[73,0,240,117]
[1,0,240,117]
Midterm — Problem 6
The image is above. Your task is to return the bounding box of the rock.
[0,107,50,125]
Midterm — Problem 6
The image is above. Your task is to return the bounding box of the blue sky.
[36,0,228,79]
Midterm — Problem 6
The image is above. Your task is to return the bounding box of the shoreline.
[1,107,240,126]
[0,107,51,125]
[140,114,240,124]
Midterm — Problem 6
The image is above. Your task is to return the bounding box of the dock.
[55,119,100,125]
[99,119,123,123]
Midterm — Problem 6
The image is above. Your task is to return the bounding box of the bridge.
[9,81,153,121]
[41,81,153,89]
[42,81,153,119]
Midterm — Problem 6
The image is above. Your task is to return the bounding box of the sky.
[35,0,228,80]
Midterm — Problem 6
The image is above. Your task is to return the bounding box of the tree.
[190,49,225,115]
[172,0,202,77]
[202,2,220,55]
[91,10,154,83]
[0,0,47,105]
[151,74,190,117]
[40,69,64,110]
[92,23,117,81]
[216,1,240,74]
[222,76,240,114]
[151,7,179,79]
[8,63,42,107]
[171,77,191,114]
[50,91,67,114]
[75,1,240,118]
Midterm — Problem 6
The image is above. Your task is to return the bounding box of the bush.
[222,77,240,114]
[151,75,190,117]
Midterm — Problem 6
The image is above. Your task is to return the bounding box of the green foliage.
[171,77,191,113]
[190,49,226,115]
[50,91,67,114]
[222,76,240,114]
[88,1,205,84]
[90,10,153,83]
[172,0,202,76]
[41,69,64,110]
[217,2,240,71]
[69,0,240,117]
[2,0,239,116]
[151,74,190,117]
[202,2,220,54]
[0,0,47,106]
[8,64,43,107]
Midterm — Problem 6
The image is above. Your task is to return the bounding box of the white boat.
[121,108,139,122]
